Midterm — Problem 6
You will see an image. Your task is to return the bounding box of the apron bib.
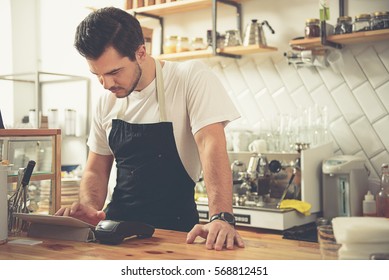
[105,58,199,232]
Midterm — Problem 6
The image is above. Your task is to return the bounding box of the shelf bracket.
[321,21,342,49]
[134,12,164,55]
[212,0,242,59]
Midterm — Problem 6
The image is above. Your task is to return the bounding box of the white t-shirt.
[87,59,240,181]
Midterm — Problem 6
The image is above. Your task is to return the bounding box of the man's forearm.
[195,123,233,216]
[79,170,109,210]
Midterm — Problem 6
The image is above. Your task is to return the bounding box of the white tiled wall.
[203,41,389,183]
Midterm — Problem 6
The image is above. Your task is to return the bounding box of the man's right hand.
[55,202,106,226]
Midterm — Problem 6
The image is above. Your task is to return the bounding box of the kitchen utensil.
[224,30,242,47]
[243,19,275,47]
[8,160,36,234]
[231,160,246,184]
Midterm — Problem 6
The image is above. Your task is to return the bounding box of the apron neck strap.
[155,58,167,122]
[117,58,167,122]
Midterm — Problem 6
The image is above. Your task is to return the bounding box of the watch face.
[221,212,235,224]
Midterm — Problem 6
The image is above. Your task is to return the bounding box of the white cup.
[248,139,268,153]
[232,131,251,152]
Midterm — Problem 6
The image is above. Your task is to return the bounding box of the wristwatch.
[210,212,236,226]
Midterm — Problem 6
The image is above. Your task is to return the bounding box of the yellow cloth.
[279,199,312,216]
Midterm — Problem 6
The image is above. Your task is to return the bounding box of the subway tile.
[290,85,315,110]
[374,41,389,54]
[317,65,345,91]
[329,117,361,155]
[373,115,389,151]
[274,59,303,92]
[255,58,284,94]
[222,61,249,94]
[331,83,364,124]
[378,46,389,72]
[272,87,297,115]
[239,58,266,94]
[254,88,278,122]
[376,81,389,112]
[353,81,387,123]
[236,89,263,127]
[350,117,384,158]
[340,49,367,90]
[370,150,389,180]
[297,66,323,92]
[310,84,342,123]
[355,46,389,89]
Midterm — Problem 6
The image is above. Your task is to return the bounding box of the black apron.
[105,59,199,232]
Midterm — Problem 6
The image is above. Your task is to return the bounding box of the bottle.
[29,109,37,128]
[191,37,207,51]
[176,36,190,52]
[305,18,321,38]
[371,11,389,30]
[353,14,371,32]
[376,163,389,218]
[334,16,353,35]
[163,35,178,54]
[363,191,376,216]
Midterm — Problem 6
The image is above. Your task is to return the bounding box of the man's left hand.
[186,220,245,250]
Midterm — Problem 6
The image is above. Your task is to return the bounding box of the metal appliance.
[322,155,369,220]
[196,142,333,230]
[243,19,275,47]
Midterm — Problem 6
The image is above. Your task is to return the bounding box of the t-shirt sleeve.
[185,61,240,135]
[87,95,113,155]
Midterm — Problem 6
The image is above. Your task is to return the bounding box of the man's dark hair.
[74,7,145,60]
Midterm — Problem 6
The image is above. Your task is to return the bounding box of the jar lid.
[373,11,389,17]
[168,35,178,40]
[338,16,352,22]
[355,13,371,20]
[306,18,320,24]
[178,36,189,41]
[193,37,204,43]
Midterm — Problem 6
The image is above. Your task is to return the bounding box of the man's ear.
[136,45,147,61]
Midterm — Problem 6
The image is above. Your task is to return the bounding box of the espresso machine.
[196,142,334,230]
[322,155,369,220]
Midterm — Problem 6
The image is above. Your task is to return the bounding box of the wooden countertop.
[0,227,320,260]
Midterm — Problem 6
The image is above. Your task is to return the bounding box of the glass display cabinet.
[0,129,61,214]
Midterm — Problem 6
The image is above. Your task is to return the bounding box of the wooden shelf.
[128,0,244,16]
[128,0,276,60]
[289,29,389,50]
[157,45,278,61]
[330,29,389,44]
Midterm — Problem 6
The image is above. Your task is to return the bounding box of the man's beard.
[113,61,142,98]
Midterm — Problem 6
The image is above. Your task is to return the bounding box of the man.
[55,7,244,251]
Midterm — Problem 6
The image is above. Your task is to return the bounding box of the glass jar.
[376,163,389,218]
[163,35,178,54]
[353,14,371,32]
[191,37,207,50]
[371,11,389,30]
[176,36,191,52]
[334,16,353,34]
[305,18,321,38]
